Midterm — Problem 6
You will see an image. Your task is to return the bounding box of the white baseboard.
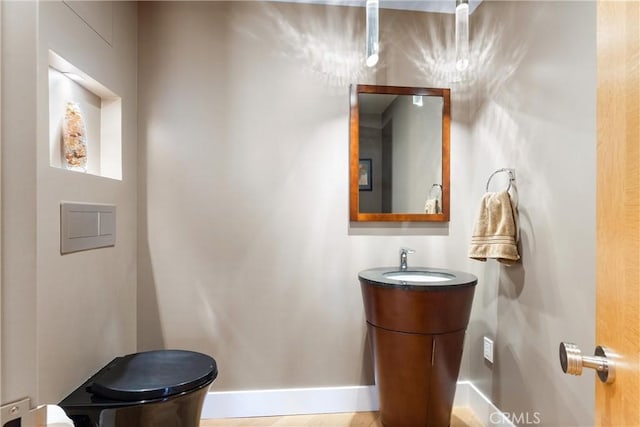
[201,381,514,426]
[201,385,379,419]
[454,381,515,427]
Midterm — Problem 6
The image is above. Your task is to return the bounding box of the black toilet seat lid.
[90,349,218,401]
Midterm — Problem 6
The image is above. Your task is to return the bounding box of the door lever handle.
[559,342,615,384]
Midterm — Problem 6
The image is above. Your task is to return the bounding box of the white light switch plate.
[483,336,494,363]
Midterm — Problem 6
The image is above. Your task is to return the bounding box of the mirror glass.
[350,85,450,222]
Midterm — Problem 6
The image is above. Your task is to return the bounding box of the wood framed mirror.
[349,84,450,222]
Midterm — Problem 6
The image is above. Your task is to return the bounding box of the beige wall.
[1,0,39,404]
[137,1,463,391]
[462,2,596,426]
[0,1,595,425]
[139,2,596,425]
[1,1,138,405]
[388,96,442,212]
[0,0,3,407]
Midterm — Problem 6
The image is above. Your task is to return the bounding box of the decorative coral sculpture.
[63,101,88,172]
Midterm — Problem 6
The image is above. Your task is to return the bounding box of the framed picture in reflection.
[359,158,372,191]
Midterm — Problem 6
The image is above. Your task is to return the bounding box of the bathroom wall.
[2,0,40,404]
[134,1,596,425]
[358,115,383,212]
[0,0,4,406]
[0,1,596,423]
[461,2,596,426]
[1,1,138,405]
[137,1,466,391]
[387,96,442,212]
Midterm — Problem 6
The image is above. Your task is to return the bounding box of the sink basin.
[359,267,476,288]
[383,271,453,283]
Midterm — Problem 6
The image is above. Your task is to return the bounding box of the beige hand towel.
[469,191,520,265]
[424,198,439,214]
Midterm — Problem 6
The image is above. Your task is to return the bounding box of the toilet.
[59,349,217,427]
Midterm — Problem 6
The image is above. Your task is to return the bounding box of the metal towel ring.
[486,168,515,192]
[428,184,443,198]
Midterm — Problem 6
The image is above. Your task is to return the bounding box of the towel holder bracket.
[428,183,443,199]
[486,168,516,192]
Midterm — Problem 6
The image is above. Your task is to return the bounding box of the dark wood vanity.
[359,268,477,427]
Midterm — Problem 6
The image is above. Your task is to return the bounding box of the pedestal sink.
[359,267,478,427]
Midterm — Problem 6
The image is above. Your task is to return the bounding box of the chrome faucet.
[399,248,415,271]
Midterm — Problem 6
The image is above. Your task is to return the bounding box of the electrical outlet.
[483,336,494,363]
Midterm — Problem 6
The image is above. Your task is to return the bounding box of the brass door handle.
[559,342,615,384]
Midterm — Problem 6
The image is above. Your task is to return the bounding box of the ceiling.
[267,0,483,15]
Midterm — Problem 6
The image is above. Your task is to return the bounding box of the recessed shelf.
[48,50,122,180]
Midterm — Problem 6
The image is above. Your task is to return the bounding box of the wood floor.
[201,407,484,427]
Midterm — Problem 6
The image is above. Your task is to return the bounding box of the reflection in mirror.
[350,85,450,222]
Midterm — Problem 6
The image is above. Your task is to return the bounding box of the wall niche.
[48,50,122,180]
